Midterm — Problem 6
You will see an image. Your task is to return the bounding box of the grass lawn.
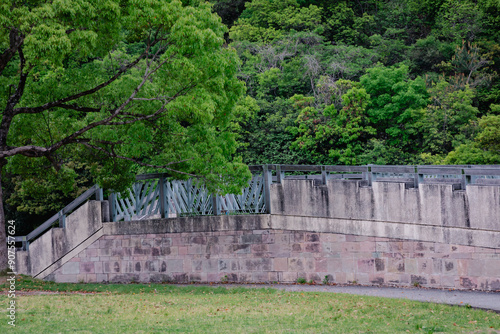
[1,276,499,333]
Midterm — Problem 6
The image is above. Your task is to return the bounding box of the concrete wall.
[19,179,500,291]
[47,215,500,291]
[271,179,500,233]
[16,201,106,278]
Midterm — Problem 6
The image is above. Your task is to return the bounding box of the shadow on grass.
[0,275,278,296]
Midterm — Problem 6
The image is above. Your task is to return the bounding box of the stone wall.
[47,216,500,291]
[20,178,500,291]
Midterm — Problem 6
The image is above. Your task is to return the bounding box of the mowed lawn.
[1,277,499,333]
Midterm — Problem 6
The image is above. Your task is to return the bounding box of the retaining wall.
[18,179,500,291]
[46,216,500,291]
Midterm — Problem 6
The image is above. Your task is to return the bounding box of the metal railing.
[109,172,267,222]
[253,164,500,189]
[14,185,103,251]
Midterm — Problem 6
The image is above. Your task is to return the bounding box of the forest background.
[5,0,500,234]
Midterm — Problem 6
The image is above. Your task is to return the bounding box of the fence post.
[321,166,327,185]
[58,210,66,228]
[159,177,166,218]
[366,165,373,186]
[22,236,29,252]
[212,195,220,215]
[276,165,285,184]
[263,165,272,214]
[461,169,467,190]
[413,166,419,188]
[109,192,116,222]
[95,186,103,201]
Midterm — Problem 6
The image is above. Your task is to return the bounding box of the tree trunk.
[0,165,8,272]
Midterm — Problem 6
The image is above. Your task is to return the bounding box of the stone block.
[327,259,342,272]
[98,248,111,257]
[404,259,418,274]
[369,274,384,285]
[273,258,288,272]
[417,259,432,275]
[315,258,327,272]
[388,256,405,273]
[244,258,272,271]
[355,273,370,284]
[62,262,80,275]
[359,242,376,252]
[357,259,374,273]
[80,262,95,274]
[233,244,251,254]
[252,272,269,282]
[292,232,304,242]
[342,259,357,273]
[484,259,500,277]
[178,246,188,256]
[304,243,321,253]
[334,272,347,284]
[218,259,230,272]
[443,259,457,275]
[440,275,457,288]
[56,274,79,283]
[96,274,108,282]
[252,244,268,253]
[282,271,297,283]
[202,259,218,273]
[275,234,290,244]
[432,258,443,274]
[188,245,202,255]
[230,260,242,271]
[375,258,385,272]
[240,234,262,244]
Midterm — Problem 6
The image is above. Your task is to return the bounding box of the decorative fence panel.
[110,173,266,222]
[218,175,266,214]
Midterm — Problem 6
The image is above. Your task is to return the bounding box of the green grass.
[1,276,499,333]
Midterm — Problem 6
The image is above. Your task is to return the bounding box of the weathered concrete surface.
[20,179,500,291]
[103,214,271,236]
[467,185,500,230]
[269,215,500,249]
[18,201,104,277]
[270,179,499,232]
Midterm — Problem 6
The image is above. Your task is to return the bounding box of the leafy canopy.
[1,0,252,215]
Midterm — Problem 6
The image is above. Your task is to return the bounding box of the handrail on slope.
[13,185,103,251]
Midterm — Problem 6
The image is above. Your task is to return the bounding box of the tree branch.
[0,28,24,76]
[13,41,158,115]
[1,46,30,148]
[81,142,197,176]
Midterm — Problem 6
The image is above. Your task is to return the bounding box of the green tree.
[418,80,479,155]
[360,64,429,150]
[229,0,323,42]
[444,113,500,164]
[290,85,375,165]
[0,0,250,271]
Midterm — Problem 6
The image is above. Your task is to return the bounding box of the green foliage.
[296,277,307,284]
[290,85,376,165]
[434,0,484,42]
[418,80,479,155]
[360,64,429,149]
[444,112,500,164]
[229,0,322,42]
[1,0,251,227]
